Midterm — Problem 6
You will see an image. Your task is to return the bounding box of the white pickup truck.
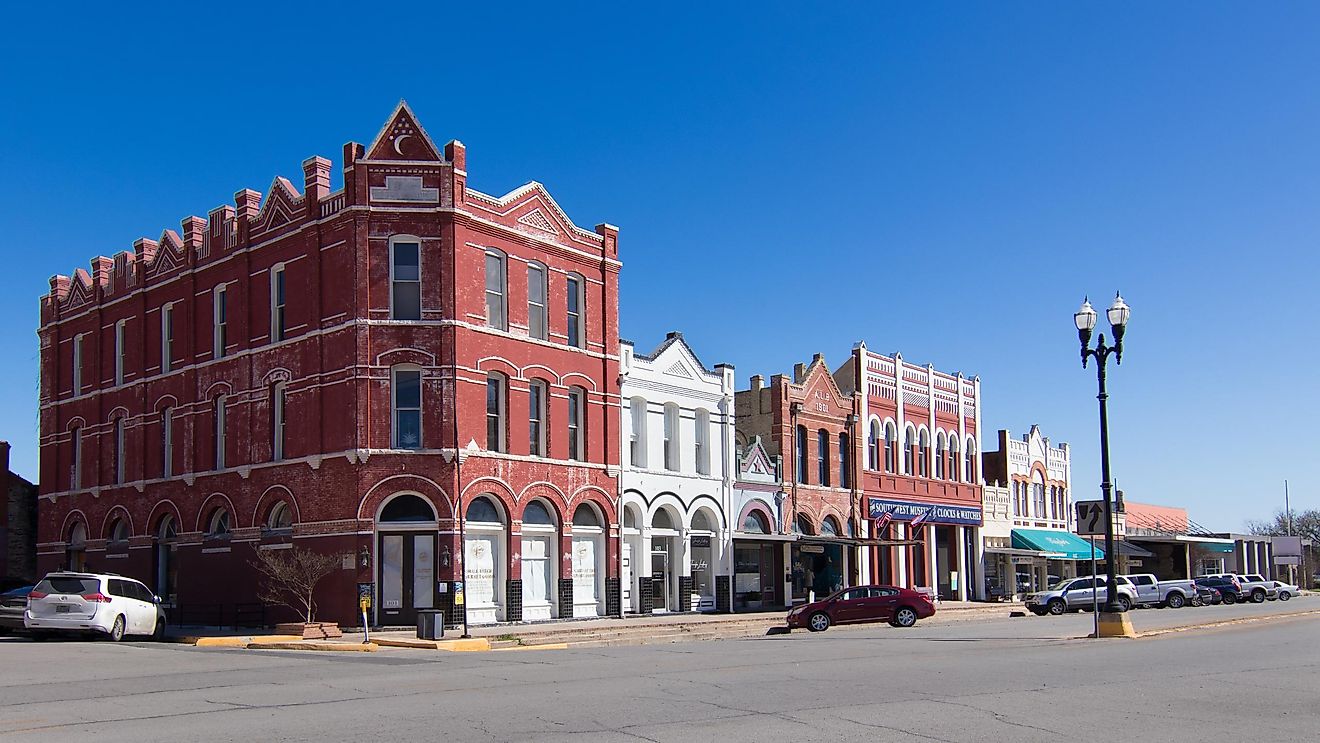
[1122,573,1198,608]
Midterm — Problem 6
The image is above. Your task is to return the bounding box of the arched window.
[213,395,227,470]
[965,439,977,482]
[109,518,130,546]
[884,423,898,473]
[817,429,830,487]
[67,522,87,571]
[796,425,809,483]
[903,426,915,475]
[486,373,506,452]
[160,407,174,477]
[935,433,946,479]
[629,397,648,468]
[1033,472,1047,518]
[838,432,850,488]
[390,238,421,320]
[691,509,715,532]
[207,508,231,539]
[528,379,548,457]
[918,429,930,478]
[527,262,548,340]
[867,420,880,470]
[267,501,294,531]
[382,493,437,522]
[157,515,177,541]
[792,513,814,536]
[741,510,769,534]
[694,408,710,476]
[652,509,677,531]
[821,516,841,537]
[948,436,960,483]
[467,496,502,524]
[393,366,422,449]
[572,504,602,527]
[663,403,680,471]
[523,501,555,526]
[623,505,641,530]
[484,250,507,330]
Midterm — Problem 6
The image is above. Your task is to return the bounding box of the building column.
[972,528,986,600]
[955,525,969,601]
[782,542,793,606]
[896,523,908,588]
[926,527,938,592]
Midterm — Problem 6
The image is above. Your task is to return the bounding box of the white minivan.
[25,572,166,641]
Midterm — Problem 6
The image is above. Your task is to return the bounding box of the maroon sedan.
[786,585,936,632]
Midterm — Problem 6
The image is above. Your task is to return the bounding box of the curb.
[373,637,491,652]
[246,640,378,652]
[194,635,303,648]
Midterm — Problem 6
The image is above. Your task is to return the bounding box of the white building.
[980,425,1090,597]
[619,333,736,613]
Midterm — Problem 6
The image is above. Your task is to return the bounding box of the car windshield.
[1047,579,1073,591]
[35,577,99,594]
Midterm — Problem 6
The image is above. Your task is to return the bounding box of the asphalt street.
[1,597,1317,742]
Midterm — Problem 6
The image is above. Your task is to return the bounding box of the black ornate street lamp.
[1074,293,1130,613]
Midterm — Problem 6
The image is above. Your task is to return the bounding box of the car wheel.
[1279,591,1291,601]
[1116,596,1132,612]
[1047,599,1066,616]
[1166,593,1185,609]
[807,612,831,632]
[1190,595,1203,608]
[151,617,166,641]
[1251,589,1266,604]
[107,615,126,642]
[1222,593,1236,605]
[893,607,918,628]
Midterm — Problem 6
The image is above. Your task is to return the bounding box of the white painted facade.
[619,333,735,613]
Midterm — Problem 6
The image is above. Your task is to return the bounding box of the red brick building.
[838,343,983,601]
[37,102,622,627]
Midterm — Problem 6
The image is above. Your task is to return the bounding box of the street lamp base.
[1094,611,1136,639]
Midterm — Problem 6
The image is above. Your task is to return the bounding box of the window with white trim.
[391,240,421,320]
[114,319,126,385]
[392,367,422,449]
[629,397,647,468]
[69,425,81,489]
[214,395,227,469]
[484,251,506,330]
[271,383,287,461]
[694,408,710,476]
[71,334,83,396]
[207,508,231,539]
[568,386,587,461]
[527,263,547,340]
[566,273,584,348]
[213,285,228,358]
[528,379,547,457]
[161,302,174,373]
[663,403,680,471]
[114,418,125,484]
[948,436,960,482]
[270,264,286,342]
[817,429,830,487]
[486,373,505,452]
[161,407,173,478]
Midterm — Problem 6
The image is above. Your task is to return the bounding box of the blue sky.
[2,3,1316,530]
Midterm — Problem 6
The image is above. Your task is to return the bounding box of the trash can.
[417,609,444,640]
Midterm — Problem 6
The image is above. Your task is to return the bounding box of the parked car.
[1195,576,1244,604]
[1205,573,1274,603]
[1270,581,1299,601]
[1122,573,1197,608]
[787,585,936,632]
[0,586,33,634]
[24,572,166,641]
[1025,575,1137,616]
[1191,583,1222,607]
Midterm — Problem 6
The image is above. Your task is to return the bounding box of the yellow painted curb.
[373,637,492,652]
[1097,612,1136,638]
[195,635,303,648]
[492,642,569,652]
[246,641,378,652]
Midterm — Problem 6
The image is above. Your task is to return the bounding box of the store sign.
[691,535,712,548]
[867,498,982,526]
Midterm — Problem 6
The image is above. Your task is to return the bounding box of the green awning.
[1183,538,1236,554]
[1012,529,1105,560]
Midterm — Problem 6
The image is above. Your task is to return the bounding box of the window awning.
[1178,536,1236,554]
[1012,529,1105,560]
[985,546,1053,558]
[732,532,797,542]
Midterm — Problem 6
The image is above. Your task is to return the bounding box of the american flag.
[875,510,893,533]
[909,508,931,535]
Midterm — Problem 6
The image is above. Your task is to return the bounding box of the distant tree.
[250,547,347,623]
[1245,509,1320,543]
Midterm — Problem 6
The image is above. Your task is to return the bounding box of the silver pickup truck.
[1123,573,1198,608]
[1025,575,1137,616]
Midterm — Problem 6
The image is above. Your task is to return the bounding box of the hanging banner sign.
[867,498,982,526]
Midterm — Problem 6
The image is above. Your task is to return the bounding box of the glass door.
[651,550,669,611]
[378,532,436,626]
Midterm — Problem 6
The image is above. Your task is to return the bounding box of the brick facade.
[36,103,621,626]
[3,442,39,582]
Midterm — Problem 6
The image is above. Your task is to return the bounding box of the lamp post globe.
[1074,297,1098,332]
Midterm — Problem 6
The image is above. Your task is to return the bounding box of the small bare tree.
[250,547,347,623]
